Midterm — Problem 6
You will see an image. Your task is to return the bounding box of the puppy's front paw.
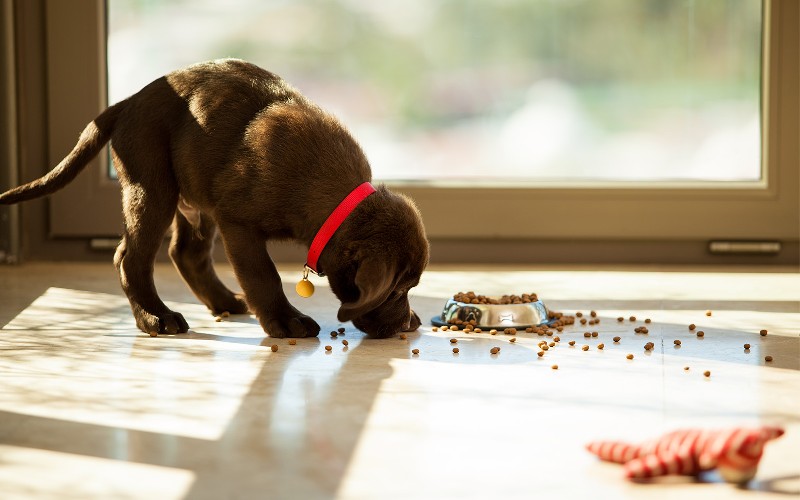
[262,308,320,338]
[136,309,190,335]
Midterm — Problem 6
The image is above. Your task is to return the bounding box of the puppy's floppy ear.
[337,257,397,322]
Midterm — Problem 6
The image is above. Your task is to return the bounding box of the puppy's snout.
[403,309,421,332]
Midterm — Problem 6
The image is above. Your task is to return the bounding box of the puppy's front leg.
[217,222,320,338]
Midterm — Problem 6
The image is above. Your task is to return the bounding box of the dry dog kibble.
[688,324,696,331]
[288,339,297,345]
[705,310,712,316]
[450,325,459,331]
[149,331,159,337]
[765,355,773,362]
[613,336,621,343]
[510,338,517,343]
[744,343,751,349]
[760,329,768,336]
[325,345,332,351]
[271,344,279,352]
[674,339,681,346]
[490,329,498,335]
[221,311,230,318]
[644,318,651,324]
[537,351,545,357]
[490,347,500,354]
[474,328,482,333]
[548,341,555,347]
[338,327,346,333]
[450,338,458,344]
[597,343,605,350]
[590,310,597,318]
[684,366,690,371]
[342,339,349,346]
[580,318,588,325]
[629,316,637,322]
[399,333,408,340]
[215,316,223,322]
[582,345,590,351]
[696,331,705,337]
[432,327,439,332]
[591,331,599,338]
[576,312,584,318]
[553,336,561,342]
[453,347,459,354]
[330,331,339,338]
[584,332,591,338]
[541,344,549,351]
[412,348,420,355]
[551,364,558,369]
[644,342,654,351]
[704,370,711,377]
[626,354,634,360]
[617,317,624,322]
[568,340,576,346]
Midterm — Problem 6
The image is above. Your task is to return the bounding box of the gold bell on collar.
[296,265,315,298]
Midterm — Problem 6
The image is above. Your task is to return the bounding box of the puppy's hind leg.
[169,205,249,316]
[113,161,189,334]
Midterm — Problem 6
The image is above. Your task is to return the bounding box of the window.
[24,0,799,263]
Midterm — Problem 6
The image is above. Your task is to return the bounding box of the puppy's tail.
[0,101,124,204]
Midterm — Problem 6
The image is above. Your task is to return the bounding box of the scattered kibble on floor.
[412,348,419,355]
[760,329,768,336]
[765,355,773,362]
[324,345,332,351]
[271,344,278,352]
[704,370,711,377]
[626,354,634,360]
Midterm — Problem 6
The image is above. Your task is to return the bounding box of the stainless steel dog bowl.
[431,298,554,329]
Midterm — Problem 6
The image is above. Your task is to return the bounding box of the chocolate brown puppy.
[0,59,429,338]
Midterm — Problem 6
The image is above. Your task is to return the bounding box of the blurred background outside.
[108,0,762,184]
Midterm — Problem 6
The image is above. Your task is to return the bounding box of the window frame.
[13,0,800,263]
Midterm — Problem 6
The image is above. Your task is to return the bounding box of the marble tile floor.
[0,262,798,499]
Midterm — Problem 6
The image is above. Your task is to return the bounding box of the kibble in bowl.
[432,291,574,329]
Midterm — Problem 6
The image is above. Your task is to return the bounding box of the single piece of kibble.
[576,312,583,317]
[626,354,634,360]
[325,345,332,351]
[548,341,555,347]
[684,366,690,371]
[537,351,545,357]
[342,339,349,346]
[432,327,439,332]
[689,324,696,331]
[705,310,712,316]
[490,347,500,354]
[509,338,517,343]
[704,370,711,377]
[453,347,459,354]
[744,343,751,349]
[215,316,223,322]
[450,338,458,344]
[765,355,773,362]
[674,339,681,345]
[629,316,636,322]
[551,364,558,370]
[474,328,482,333]
[330,332,338,338]
[613,336,621,342]
[696,331,704,337]
[271,344,279,352]
[553,336,560,342]
[582,345,590,351]
[590,310,597,318]
[288,339,297,345]
[221,311,230,318]
[412,348,419,355]
[583,332,591,338]
[490,329,498,335]
[450,325,458,331]
[338,327,345,333]
[597,343,605,350]
[591,331,598,338]
[149,331,159,337]
[644,318,651,324]
[399,333,408,340]
[617,317,624,322]
[541,345,549,351]
[760,329,768,336]
[568,340,576,346]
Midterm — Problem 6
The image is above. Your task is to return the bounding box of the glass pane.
[108,0,762,183]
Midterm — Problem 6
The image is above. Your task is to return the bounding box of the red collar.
[306,182,376,276]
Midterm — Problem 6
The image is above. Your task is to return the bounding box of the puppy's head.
[324,187,428,338]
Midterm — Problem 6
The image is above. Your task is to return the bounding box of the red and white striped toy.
[586,426,785,483]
